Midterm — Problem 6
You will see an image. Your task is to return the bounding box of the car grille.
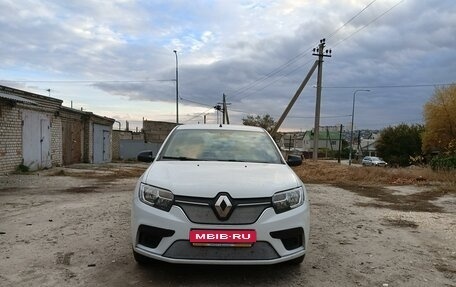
[174,195,271,224]
[163,240,279,260]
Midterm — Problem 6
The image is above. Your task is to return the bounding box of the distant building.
[111,120,177,161]
[280,126,342,158]
[142,120,178,143]
[358,132,380,157]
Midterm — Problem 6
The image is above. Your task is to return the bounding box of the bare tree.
[242,114,276,134]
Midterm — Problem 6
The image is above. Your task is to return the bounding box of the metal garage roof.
[0,91,37,105]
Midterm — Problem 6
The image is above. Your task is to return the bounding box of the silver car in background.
[361,156,387,167]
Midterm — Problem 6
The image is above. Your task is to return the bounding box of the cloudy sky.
[1,0,455,132]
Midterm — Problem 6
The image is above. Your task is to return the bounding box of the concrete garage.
[60,107,114,165]
[0,85,63,173]
[21,109,53,170]
[92,120,113,164]
[60,107,84,165]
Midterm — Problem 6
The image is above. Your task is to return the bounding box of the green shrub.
[430,156,456,170]
[16,164,30,173]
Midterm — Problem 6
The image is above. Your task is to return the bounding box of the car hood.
[142,161,301,198]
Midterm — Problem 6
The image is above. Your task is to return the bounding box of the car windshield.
[160,129,283,164]
[371,157,381,161]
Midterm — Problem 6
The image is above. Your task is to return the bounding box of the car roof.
[174,124,266,132]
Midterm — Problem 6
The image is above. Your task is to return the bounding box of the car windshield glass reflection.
[160,129,282,164]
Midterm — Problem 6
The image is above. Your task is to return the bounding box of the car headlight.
[139,183,174,211]
[272,187,304,213]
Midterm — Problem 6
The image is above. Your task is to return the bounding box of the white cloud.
[0,0,455,131]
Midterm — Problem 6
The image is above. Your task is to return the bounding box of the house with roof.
[358,132,380,157]
[280,126,342,158]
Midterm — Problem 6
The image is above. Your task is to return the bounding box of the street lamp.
[349,89,370,165]
[173,50,179,124]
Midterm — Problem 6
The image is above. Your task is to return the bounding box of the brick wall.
[143,121,177,143]
[83,121,92,163]
[50,116,62,167]
[0,102,23,174]
[112,130,134,160]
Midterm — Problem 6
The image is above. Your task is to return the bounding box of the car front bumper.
[131,197,310,265]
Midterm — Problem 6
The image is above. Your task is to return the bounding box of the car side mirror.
[286,155,302,166]
[137,150,154,163]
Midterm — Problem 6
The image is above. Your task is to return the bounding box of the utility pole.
[219,94,231,125]
[271,60,319,136]
[338,124,343,164]
[222,93,231,124]
[173,50,179,124]
[312,38,331,160]
[349,89,370,165]
[214,104,222,124]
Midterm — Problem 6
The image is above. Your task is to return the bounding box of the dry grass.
[293,160,456,188]
[293,160,456,213]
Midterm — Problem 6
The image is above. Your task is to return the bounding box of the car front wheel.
[289,255,305,265]
[133,249,153,265]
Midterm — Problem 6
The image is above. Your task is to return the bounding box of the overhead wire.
[332,0,405,48]
[7,0,408,123]
[2,79,174,83]
[224,0,409,115]
[182,106,215,123]
[180,96,215,108]
[322,83,453,89]
[326,0,377,40]
[228,0,383,102]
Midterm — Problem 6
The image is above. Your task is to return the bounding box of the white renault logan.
[131,124,310,265]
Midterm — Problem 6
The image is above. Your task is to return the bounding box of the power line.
[332,0,405,48]
[326,0,377,40]
[1,79,174,83]
[229,0,382,101]
[227,105,351,120]
[182,107,215,123]
[287,114,351,119]
[179,96,215,108]
[322,83,453,89]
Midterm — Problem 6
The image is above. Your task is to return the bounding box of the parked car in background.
[361,156,387,167]
[131,124,310,265]
[137,150,154,162]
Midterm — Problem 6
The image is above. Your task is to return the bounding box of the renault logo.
[214,195,233,219]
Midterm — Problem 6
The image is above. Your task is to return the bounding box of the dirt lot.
[0,162,455,287]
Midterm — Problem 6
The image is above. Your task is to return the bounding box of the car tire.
[133,249,152,265]
[289,255,305,265]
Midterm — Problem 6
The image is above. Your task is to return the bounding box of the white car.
[361,156,387,167]
[131,124,310,265]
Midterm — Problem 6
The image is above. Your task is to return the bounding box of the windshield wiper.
[161,156,200,161]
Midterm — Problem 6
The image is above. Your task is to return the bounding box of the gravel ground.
[0,163,455,287]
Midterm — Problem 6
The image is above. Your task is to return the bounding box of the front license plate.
[189,229,256,244]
